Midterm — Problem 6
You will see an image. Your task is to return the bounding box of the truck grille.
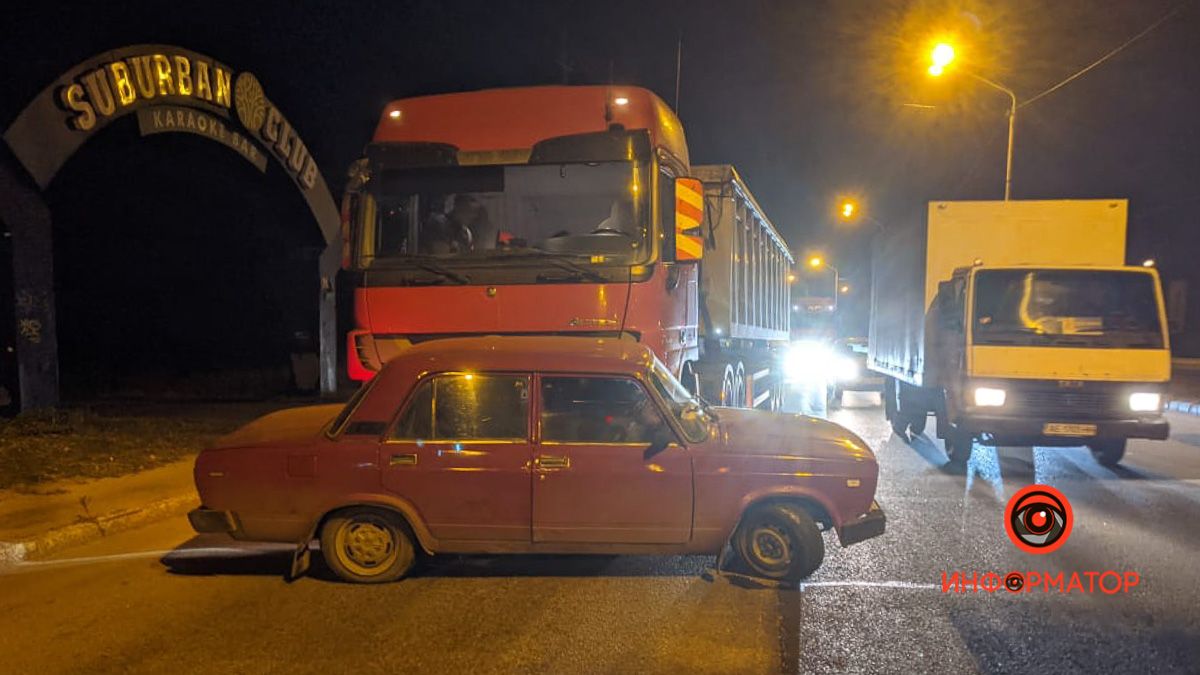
[1007,391,1125,419]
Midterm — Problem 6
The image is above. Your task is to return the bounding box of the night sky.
[3,0,1198,395]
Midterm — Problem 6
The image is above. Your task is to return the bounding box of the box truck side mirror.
[936,280,963,330]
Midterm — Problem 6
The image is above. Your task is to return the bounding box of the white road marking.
[0,544,292,574]
[799,580,941,590]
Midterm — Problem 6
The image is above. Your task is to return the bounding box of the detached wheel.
[734,503,825,583]
[1089,439,1127,467]
[320,507,416,584]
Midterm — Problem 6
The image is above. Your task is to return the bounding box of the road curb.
[1167,400,1200,416]
[0,492,198,565]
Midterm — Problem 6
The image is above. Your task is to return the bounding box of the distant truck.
[341,86,792,409]
[869,199,1170,466]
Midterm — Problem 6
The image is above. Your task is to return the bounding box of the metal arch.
[1,44,343,409]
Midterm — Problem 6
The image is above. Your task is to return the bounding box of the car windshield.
[355,161,650,266]
[973,269,1164,348]
[647,357,711,443]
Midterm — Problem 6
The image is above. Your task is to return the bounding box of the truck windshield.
[972,270,1163,348]
[355,161,650,267]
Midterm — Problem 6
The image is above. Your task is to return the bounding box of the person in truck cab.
[421,194,495,254]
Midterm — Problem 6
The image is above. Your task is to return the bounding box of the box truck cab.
[870,200,1170,467]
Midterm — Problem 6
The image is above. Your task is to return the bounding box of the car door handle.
[536,455,570,470]
[389,453,418,466]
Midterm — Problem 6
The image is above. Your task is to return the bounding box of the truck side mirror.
[935,281,962,330]
[672,177,705,263]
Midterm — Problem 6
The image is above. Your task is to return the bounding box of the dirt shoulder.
[0,400,315,490]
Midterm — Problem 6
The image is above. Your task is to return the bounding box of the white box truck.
[869,199,1170,466]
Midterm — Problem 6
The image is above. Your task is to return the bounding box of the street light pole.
[965,71,1018,201]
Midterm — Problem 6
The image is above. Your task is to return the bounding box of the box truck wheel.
[944,429,973,465]
[883,378,897,422]
[1089,439,1127,467]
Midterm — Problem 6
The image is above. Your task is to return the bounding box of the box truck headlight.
[973,387,1007,407]
[1129,392,1161,412]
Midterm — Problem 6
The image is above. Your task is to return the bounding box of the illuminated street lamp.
[840,201,856,219]
[787,272,797,283]
[840,283,851,294]
[927,42,1018,201]
[807,256,840,310]
[1142,259,1156,267]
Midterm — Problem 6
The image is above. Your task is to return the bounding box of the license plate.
[1043,423,1097,437]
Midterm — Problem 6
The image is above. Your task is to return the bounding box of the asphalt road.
[2,390,1198,674]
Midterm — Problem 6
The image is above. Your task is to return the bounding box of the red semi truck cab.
[341,86,792,409]
[341,86,705,382]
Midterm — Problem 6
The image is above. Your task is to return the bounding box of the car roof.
[350,337,659,423]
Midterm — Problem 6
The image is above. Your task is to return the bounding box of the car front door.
[380,372,532,541]
[532,374,693,544]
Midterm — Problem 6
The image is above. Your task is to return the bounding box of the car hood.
[211,404,344,449]
[708,407,875,462]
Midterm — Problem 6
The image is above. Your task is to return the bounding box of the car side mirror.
[643,426,678,460]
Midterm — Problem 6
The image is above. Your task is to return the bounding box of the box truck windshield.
[355,160,650,266]
[972,269,1163,349]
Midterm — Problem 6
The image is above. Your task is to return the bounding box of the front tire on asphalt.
[1089,439,1127,467]
[734,503,825,583]
[320,507,416,584]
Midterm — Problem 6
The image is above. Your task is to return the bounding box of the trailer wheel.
[908,414,927,436]
[734,362,746,408]
[720,364,737,407]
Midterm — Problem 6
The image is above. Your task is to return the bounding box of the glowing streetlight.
[928,43,955,77]
[1142,259,1156,267]
[840,284,851,294]
[840,201,856,219]
[787,273,797,283]
[927,41,1017,201]
[808,256,824,269]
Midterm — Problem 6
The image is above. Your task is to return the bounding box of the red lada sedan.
[189,337,884,583]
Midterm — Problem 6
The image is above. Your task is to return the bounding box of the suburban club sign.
[55,48,319,190]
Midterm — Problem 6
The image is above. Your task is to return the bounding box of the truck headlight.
[785,341,829,382]
[1129,392,1161,412]
[973,387,1007,407]
[833,356,860,382]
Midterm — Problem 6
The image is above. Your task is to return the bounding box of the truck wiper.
[405,257,470,284]
[517,251,607,282]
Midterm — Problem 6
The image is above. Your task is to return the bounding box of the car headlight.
[973,387,1007,407]
[785,341,830,382]
[1129,392,1161,412]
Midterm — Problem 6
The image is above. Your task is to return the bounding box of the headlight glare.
[973,386,1007,407]
[1129,392,1161,412]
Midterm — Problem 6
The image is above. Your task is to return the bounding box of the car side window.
[540,376,666,444]
[391,374,529,441]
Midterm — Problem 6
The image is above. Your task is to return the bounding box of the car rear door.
[380,372,533,541]
[532,374,692,544]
